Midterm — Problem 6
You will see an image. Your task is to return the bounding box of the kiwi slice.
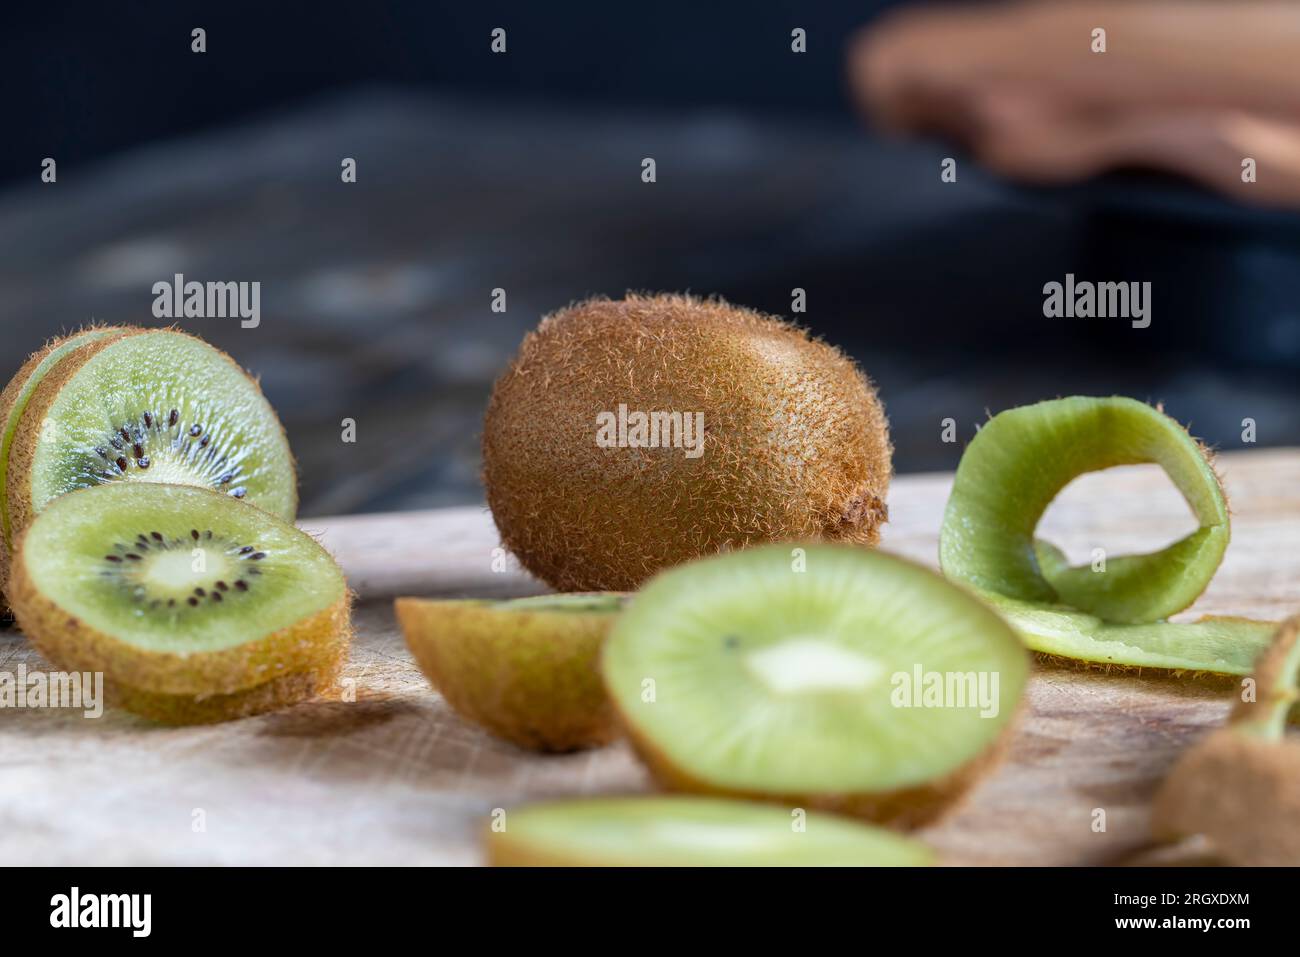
[939,396,1275,674]
[483,293,892,592]
[1152,616,1300,865]
[396,593,626,751]
[0,327,132,583]
[2,328,295,588]
[7,482,350,724]
[485,796,937,866]
[601,544,1028,827]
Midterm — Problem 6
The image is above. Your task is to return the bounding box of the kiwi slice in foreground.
[940,396,1274,674]
[3,328,296,589]
[485,796,936,866]
[602,544,1028,827]
[1152,616,1300,865]
[396,593,626,751]
[7,482,350,724]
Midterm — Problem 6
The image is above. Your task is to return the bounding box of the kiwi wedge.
[483,293,892,592]
[396,593,625,751]
[1152,616,1300,865]
[1,327,295,595]
[939,396,1275,674]
[485,796,937,866]
[601,544,1028,827]
[7,482,350,724]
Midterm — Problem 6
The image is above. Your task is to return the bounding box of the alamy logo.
[890,665,1001,718]
[152,273,260,328]
[0,665,103,718]
[596,404,704,459]
[1042,273,1150,328]
[50,887,151,937]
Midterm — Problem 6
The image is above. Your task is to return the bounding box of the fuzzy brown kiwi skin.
[610,697,1019,830]
[3,326,299,583]
[483,293,892,592]
[110,648,347,725]
[396,597,621,752]
[0,326,143,591]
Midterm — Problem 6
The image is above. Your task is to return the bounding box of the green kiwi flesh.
[396,593,626,751]
[12,329,295,540]
[601,544,1028,826]
[940,396,1273,674]
[485,796,936,866]
[7,482,350,723]
[0,328,120,551]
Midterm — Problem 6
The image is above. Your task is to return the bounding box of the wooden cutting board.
[1,449,1296,866]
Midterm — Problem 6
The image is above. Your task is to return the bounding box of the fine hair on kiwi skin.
[395,593,626,751]
[1150,615,1300,866]
[7,482,351,725]
[482,293,893,592]
[600,543,1030,829]
[0,325,297,602]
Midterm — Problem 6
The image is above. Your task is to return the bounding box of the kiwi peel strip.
[940,397,1276,675]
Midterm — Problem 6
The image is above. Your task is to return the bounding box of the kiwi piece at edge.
[485,796,936,866]
[7,482,351,724]
[601,543,1029,828]
[939,396,1276,675]
[2,327,296,600]
[396,593,626,751]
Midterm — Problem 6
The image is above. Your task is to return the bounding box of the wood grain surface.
[1,448,1296,866]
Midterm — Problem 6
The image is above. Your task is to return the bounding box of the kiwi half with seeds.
[485,796,937,866]
[1,327,295,598]
[601,544,1028,827]
[483,293,892,592]
[7,482,350,724]
[396,593,626,751]
[939,396,1275,674]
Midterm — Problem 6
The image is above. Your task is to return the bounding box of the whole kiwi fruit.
[483,294,892,591]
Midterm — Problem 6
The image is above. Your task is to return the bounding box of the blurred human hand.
[849,1,1300,207]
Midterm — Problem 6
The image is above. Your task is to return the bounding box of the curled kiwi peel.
[940,397,1276,675]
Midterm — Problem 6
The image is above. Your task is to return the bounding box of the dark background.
[3,1,1297,516]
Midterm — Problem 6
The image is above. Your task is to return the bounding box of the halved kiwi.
[1152,616,1300,865]
[7,482,350,724]
[485,796,937,866]
[1,327,295,597]
[601,544,1028,827]
[396,593,625,751]
[939,396,1275,674]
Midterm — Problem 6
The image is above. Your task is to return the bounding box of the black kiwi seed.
[120,427,131,443]
[218,473,234,484]
[189,424,202,437]
[239,545,254,554]
[116,457,128,471]
[110,437,124,450]
[125,553,142,561]
[194,588,206,597]
[250,552,266,561]
[132,443,143,458]
[151,531,163,542]
[187,597,198,607]
[191,529,200,540]
[199,435,210,448]
[231,487,247,498]
[95,447,110,459]
[234,580,248,591]
[216,581,228,591]
[211,592,223,602]
[104,555,121,562]
[137,456,150,469]
[168,599,176,607]
[169,409,178,426]
[143,411,153,427]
